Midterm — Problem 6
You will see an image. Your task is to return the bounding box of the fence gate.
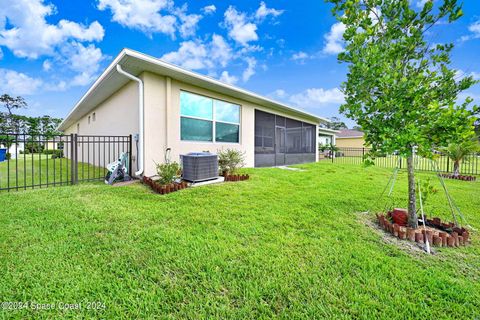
[0,134,132,192]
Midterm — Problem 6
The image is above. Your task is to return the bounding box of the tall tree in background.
[0,94,27,132]
[327,0,478,228]
[321,116,348,130]
[0,94,27,116]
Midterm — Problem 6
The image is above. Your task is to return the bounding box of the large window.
[180,91,240,143]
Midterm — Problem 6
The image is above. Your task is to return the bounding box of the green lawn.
[0,154,106,190]
[0,162,479,319]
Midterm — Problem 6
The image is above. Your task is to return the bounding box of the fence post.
[74,134,78,184]
[70,134,75,185]
[446,157,450,173]
[128,134,133,176]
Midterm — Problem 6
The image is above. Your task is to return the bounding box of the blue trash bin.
[0,148,6,162]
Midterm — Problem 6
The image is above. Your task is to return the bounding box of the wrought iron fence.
[0,133,132,192]
[328,147,480,176]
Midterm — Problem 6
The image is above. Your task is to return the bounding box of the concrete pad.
[190,177,225,187]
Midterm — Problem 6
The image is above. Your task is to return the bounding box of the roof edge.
[59,48,330,131]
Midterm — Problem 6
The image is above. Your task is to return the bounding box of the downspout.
[116,64,144,177]
[165,77,171,150]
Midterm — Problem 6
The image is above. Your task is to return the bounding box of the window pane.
[215,122,239,143]
[181,117,213,141]
[215,100,240,123]
[180,91,213,119]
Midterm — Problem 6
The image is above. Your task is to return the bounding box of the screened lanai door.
[254,110,317,167]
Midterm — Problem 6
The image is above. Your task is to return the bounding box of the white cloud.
[415,0,432,8]
[289,88,344,108]
[269,89,287,100]
[291,51,310,62]
[219,71,238,85]
[202,5,216,14]
[0,0,104,59]
[161,34,232,71]
[460,20,480,42]
[64,43,104,86]
[210,34,232,67]
[323,22,346,55]
[98,0,177,37]
[242,57,257,82]
[0,68,43,95]
[455,69,480,81]
[224,6,258,46]
[98,0,206,39]
[255,2,284,21]
[42,60,52,71]
[175,5,202,38]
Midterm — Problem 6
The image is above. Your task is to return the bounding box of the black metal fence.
[0,133,132,192]
[327,147,480,175]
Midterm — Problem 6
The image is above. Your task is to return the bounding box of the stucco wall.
[63,71,320,177]
[63,81,139,171]
[336,137,365,148]
[141,72,319,176]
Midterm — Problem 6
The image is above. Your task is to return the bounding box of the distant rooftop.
[337,129,364,138]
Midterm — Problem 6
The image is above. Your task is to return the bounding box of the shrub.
[5,152,11,160]
[217,148,245,175]
[155,161,180,185]
[51,150,64,159]
[44,149,64,158]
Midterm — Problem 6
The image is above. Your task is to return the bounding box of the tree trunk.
[453,161,460,177]
[407,155,418,228]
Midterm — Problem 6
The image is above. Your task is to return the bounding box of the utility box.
[181,152,218,182]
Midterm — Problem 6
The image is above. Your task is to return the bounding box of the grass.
[0,162,479,319]
[0,154,106,190]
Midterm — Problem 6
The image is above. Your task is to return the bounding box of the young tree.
[327,0,478,228]
[444,140,478,177]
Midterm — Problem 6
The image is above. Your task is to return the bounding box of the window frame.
[180,90,241,144]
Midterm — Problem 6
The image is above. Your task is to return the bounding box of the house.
[318,128,338,146]
[335,129,365,148]
[0,142,24,159]
[58,49,329,177]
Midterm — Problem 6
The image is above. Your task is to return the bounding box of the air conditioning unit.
[181,152,218,182]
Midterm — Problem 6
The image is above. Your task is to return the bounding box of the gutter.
[116,64,144,177]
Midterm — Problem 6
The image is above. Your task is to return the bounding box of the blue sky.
[0,0,479,128]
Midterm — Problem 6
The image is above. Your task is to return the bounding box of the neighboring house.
[0,142,25,159]
[335,129,365,148]
[58,49,329,177]
[318,127,338,146]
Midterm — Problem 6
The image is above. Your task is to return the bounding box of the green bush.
[155,161,180,185]
[5,152,11,160]
[43,149,64,159]
[51,150,64,159]
[217,148,245,175]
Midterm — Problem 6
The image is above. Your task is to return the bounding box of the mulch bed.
[223,174,249,182]
[377,209,470,248]
[439,173,476,181]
